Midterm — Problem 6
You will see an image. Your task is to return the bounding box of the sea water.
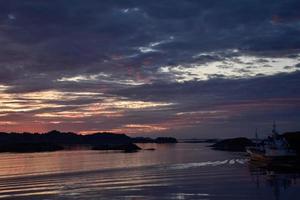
[0,143,299,200]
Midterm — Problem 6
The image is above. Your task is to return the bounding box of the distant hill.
[0,130,131,145]
[209,132,300,153]
[132,137,178,143]
[210,137,254,152]
[0,130,178,153]
[0,130,133,153]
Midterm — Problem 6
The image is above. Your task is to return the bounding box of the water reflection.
[0,144,299,200]
[249,161,300,200]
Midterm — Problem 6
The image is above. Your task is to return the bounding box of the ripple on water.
[0,144,299,200]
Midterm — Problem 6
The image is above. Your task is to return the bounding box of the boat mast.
[255,128,259,147]
[272,121,280,141]
[255,128,258,140]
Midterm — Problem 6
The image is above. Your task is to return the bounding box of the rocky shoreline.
[0,130,177,153]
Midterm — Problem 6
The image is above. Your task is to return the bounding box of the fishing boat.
[246,123,297,165]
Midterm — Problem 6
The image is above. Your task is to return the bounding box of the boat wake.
[169,158,249,170]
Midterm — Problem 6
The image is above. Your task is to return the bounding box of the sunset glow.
[0,1,300,137]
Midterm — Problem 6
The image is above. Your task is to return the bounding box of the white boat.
[246,123,297,164]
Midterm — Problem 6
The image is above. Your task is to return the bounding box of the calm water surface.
[0,143,299,200]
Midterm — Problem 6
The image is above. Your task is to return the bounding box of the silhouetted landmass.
[210,132,300,154]
[132,137,154,143]
[0,130,135,153]
[0,130,131,144]
[0,130,178,153]
[155,137,178,143]
[181,139,220,143]
[92,143,141,153]
[132,137,178,143]
[210,137,254,152]
[283,131,300,154]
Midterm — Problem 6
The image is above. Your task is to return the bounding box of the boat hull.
[247,149,298,169]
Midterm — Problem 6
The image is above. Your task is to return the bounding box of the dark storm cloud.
[1,0,299,85]
[115,72,300,106]
[1,0,300,135]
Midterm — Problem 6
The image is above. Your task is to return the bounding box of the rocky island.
[210,137,254,152]
[210,132,300,153]
[132,137,178,143]
[0,130,177,153]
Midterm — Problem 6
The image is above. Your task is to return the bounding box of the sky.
[0,0,300,138]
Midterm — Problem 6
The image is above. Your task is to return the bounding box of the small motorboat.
[246,123,298,167]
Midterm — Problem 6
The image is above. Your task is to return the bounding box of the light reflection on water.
[0,143,299,200]
[248,163,300,200]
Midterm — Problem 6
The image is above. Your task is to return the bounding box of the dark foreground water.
[0,143,299,200]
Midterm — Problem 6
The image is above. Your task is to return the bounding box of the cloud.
[158,53,300,82]
[0,0,300,136]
